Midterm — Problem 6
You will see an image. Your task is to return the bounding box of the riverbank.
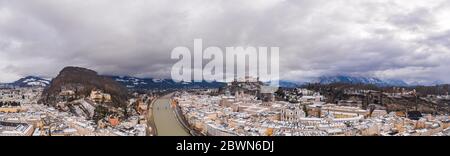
[172,99,204,136]
[146,98,157,136]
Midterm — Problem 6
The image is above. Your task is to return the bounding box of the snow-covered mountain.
[265,80,305,88]
[1,75,443,89]
[108,76,225,89]
[407,80,445,87]
[14,76,51,87]
[0,76,51,88]
[314,75,408,87]
[1,75,224,89]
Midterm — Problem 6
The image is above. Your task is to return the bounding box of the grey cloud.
[0,0,450,83]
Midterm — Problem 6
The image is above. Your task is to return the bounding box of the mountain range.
[275,75,432,88]
[0,74,444,89]
[315,75,409,87]
[106,76,226,90]
[0,75,225,89]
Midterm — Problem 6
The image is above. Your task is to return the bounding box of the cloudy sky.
[1,0,450,84]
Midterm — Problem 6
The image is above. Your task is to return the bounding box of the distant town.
[0,67,449,136]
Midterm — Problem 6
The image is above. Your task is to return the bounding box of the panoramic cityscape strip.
[0,0,450,139]
[1,66,449,136]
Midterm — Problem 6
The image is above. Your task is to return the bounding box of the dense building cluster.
[0,87,148,136]
[174,88,450,136]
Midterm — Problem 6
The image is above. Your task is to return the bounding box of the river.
[152,95,190,136]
